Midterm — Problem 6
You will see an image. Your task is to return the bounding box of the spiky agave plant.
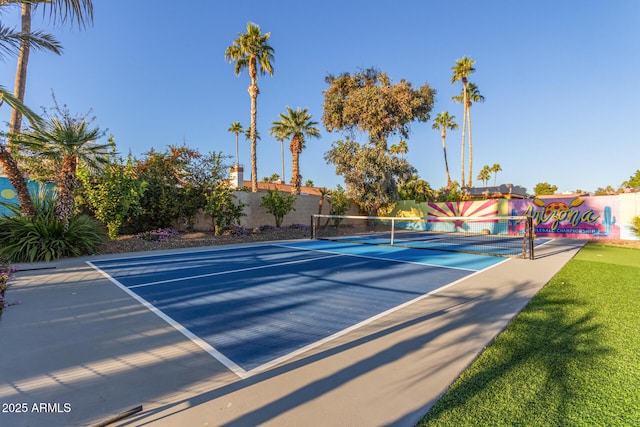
[0,188,105,263]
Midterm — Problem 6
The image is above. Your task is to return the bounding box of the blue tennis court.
[87,241,508,378]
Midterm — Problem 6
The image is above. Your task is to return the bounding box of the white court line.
[87,261,250,379]
[272,242,487,272]
[244,253,509,376]
[126,253,344,289]
[89,243,282,267]
[86,243,511,379]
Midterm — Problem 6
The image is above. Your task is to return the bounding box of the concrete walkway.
[0,239,585,427]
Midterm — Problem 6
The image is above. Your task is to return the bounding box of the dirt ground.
[96,227,312,255]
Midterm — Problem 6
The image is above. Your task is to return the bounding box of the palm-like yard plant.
[270,107,320,195]
[15,108,108,223]
[225,22,274,192]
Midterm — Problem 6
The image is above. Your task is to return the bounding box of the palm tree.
[431,112,458,187]
[227,121,243,167]
[270,127,286,184]
[490,163,502,186]
[1,85,43,217]
[243,127,261,184]
[269,107,320,195]
[1,10,63,216]
[477,165,491,186]
[389,140,408,159]
[225,22,274,192]
[450,56,475,187]
[0,20,62,62]
[10,0,93,141]
[2,0,92,216]
[15,108,108,223]
[453,82,485,186]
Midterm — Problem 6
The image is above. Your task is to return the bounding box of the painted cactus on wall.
[600,205,616,237]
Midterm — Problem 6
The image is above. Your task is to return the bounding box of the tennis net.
[311,214,535,259]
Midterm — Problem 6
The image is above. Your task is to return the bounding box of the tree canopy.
[324,138,415,215]
[534,182,558,196]
[625,169,640,188]
[322,68,433,214]
[322,68,435,147]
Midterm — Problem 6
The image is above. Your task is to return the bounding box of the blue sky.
[1,0,639,194]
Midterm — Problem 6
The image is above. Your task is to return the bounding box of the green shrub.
[0,190,106,263]
[328,185,351,227]
[204,185,246,235]
[631,215,640,237]
[260,189,296,227]
[78,141,147,240]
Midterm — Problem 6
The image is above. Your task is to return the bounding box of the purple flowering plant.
[0,263,19,316]
[136,228,179,242]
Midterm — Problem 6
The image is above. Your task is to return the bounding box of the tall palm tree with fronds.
[270,127,286,184]
[15,108,108,223]
[491,163,502,186]
[450,56,475,187]
[9,0,93,141]
[477,165,491,186]
[453,82,484,186]
[0,7,63,216]
[1,85,44,217]
[227,121,243,167]
[0,19,62,62]
[432,112,458,187]
[225,22,274,192]
[269,107,320,195]
[2,0,92,216]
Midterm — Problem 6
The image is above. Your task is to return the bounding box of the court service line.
[272,243,483,272]
[124,253,345,289]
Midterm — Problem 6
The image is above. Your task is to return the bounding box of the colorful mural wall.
[386,199,522,236]
[387,193,640,241]
[0,177,45,216]
[510,196,620,239]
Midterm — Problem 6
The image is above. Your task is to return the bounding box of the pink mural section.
[389,194,637,240]
[509,195,620,239]
[422,199,500,218]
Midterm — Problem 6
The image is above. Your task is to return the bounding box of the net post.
[311,214,317,240]
[522,217,527,258]
[390,218,395,245]
[528,216,534,259]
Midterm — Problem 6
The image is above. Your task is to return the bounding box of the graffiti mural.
[0,177,49,216]
[509,195,620,239]
[388,194,637,240]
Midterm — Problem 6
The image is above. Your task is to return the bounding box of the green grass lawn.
[418,244,640,426]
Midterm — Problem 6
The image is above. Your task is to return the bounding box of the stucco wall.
[185,191,360,231]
